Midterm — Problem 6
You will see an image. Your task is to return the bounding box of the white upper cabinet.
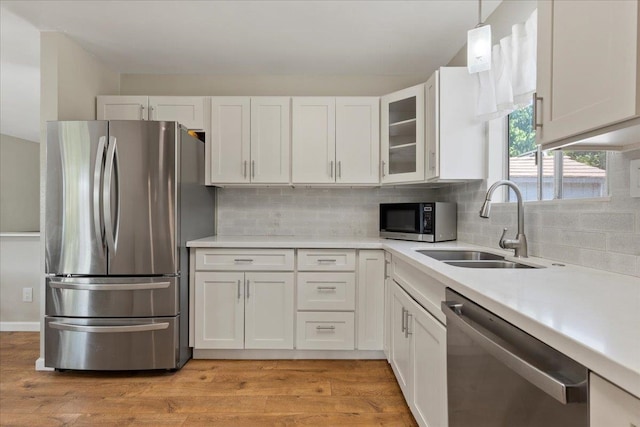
[381,84,425,184]
[97,96,205,130]
[292,97,380,185]
[536,0,640,150]
[292,97,337,184]
[148,96,205,130]
[209,97,251,184]
[97,96,149,120]
[250,97,291,184]
[425,68,485,182]
[209,97,290,185]
[335,97,380,184]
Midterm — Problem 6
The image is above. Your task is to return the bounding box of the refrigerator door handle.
[93,136,107,254]
[103,136,121,254]
[49,281,171,291]
[49,322,169,333]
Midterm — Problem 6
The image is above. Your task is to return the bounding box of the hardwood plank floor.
[0,332,417,426]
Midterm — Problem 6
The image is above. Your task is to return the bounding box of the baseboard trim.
[0,321,40,332]
[35,357,53,371]
[193,348,386,360]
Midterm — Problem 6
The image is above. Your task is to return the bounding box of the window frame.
[503,106,610,203]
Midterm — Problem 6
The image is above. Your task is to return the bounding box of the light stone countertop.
[187,235,640,398]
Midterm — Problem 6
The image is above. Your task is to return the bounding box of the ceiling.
[0,0,501,142]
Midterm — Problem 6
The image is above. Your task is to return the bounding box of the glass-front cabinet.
[381,84,425,184]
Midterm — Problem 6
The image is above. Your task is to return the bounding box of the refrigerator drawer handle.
[49,281,171,291]
[49,322,169,333]
[441,301,586,405]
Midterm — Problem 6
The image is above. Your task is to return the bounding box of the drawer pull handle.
[317,286,337,291]
[234,259,254,263]
[317,259,337,264]
[405,313,413,338]
[316,326,336,331]
[49,281,170,291]
[49,322,169,333]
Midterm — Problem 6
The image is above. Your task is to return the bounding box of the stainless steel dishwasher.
[442,289,588,427]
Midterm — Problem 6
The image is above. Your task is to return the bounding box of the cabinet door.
[148,96,205,130]
[97,96,148,120]
[250,97,290,183]
[410,298,447,427]
[357,250,385,350]
[590,373,640,427]
[244,272,294,349]
[335,97,380,184]
[390,282,412,398]
[424,73,439,180]
[381,84,425,184]
[292,97,336,183]
[537,1,639,147]
[194,272,244,349]
[209,97,251,184]
[436,67,485,181]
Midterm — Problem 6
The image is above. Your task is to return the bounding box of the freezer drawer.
[45,316,179,370]
[46,277,178,317]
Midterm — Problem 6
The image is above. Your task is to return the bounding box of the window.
[506,104,609,202]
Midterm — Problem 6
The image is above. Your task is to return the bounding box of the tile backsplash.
[216,187,438,238]
[436,151,640,277]
[215,151,639,277]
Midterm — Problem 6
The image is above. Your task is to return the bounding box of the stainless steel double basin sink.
[415,249,542,269]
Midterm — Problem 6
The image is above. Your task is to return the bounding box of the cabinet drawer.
[297,249,356,271]
[195,249,294,271]
[297,272,355,311]
[296,312,355,350]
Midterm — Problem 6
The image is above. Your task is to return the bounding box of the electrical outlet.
[22,287,33,303]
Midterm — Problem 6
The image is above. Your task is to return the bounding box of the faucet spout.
[479,180,528,258]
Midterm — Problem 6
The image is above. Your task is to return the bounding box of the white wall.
[120,73,428,97]
[0,134,39,232]
[0,235,40,329]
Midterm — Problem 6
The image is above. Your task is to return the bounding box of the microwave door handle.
[441,301,587,405]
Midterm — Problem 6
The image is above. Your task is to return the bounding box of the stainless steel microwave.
[379,202,457,242]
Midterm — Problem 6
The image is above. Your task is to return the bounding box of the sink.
[415,249,543,269]
[443,260,536,269]
[416,250,505,261]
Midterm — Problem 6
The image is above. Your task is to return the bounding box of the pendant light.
[467,0,492,73]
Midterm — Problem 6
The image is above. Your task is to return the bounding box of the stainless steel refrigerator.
[44,120,215,370]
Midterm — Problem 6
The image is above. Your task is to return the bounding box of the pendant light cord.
[477,0,483,27]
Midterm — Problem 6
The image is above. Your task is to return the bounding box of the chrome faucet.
[479,180,528,258]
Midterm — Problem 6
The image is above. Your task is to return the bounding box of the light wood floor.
[0,332,417,426]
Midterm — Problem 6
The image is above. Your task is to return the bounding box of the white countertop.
[187,235,384,248]
[188,235,640,398]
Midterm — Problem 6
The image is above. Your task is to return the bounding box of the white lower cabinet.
[296,311,355,350]
[590,373,640,427]
[357,250,385,351]
[194,271,294,350]
[390,280,447,427]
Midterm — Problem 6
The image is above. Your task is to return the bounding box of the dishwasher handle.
[442,300,587,405]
